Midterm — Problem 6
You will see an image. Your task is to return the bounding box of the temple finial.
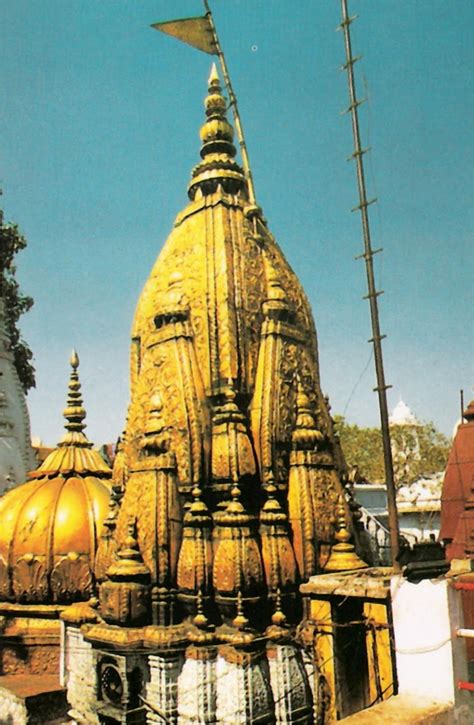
[208,61,219,88]
[70,348,79,370]
[188,66,246,200]
[61,349,87,440]
[324,494,368,572]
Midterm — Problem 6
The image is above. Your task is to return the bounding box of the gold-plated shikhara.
[102,65,365,630]
[0,351,111,604]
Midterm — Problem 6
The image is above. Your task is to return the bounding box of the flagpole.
[339,0,400,569]
[203,0,257,207]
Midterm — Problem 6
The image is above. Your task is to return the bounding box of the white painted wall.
[391,575,471,715]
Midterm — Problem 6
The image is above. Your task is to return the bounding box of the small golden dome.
[0,352,111,604]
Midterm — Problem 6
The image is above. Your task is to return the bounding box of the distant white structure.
[389,399,420,427]
[0,299,36,492]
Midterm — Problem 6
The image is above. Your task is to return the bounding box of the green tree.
[0,202,35,392]
[334,415,450,487]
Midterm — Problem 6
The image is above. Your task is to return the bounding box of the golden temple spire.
[32,352,111,477]
[60,349,89,447]
[188,64,246,200]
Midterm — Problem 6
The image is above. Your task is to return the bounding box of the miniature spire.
[100,519,151,627]
[193,589,209,630]
[176,483,214,617]
[292,378,324,450]
[260,480,298,614]
[232,590,249,630]
[324,495,368,572]
[59,350,90,447]
[271,588,287,627]
[33,352,111,476]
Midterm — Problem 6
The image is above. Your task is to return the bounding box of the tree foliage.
[0,203,35,392]
[334,414,450,487]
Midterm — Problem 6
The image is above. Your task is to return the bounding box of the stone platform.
[0,673,69,724]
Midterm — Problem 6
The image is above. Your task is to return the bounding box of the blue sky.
[0,0,472,445]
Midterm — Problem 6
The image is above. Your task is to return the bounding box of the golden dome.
[0,351,111,603]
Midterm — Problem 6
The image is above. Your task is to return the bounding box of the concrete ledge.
[339,695,455,724]
[300,567,393,600]
[0,674,68,724]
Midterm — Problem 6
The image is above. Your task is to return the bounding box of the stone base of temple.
[63,622,315,724]
[63,625,100,725]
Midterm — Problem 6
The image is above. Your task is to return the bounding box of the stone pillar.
[267,643,313,724]
[65,625,100,725]
[177,645,217,724]
[146,651,184,724]
[215,648,275,724]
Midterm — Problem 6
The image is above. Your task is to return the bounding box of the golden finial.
[60,349,89,444]
[192,590,209,630]
[70,348,79,369]
[271,589,287,627]
[208,61,219,87]
[232,591,249,631]
[324,495,368,572]
[188,66,245,200]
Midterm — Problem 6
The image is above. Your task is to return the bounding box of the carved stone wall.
[0,614,60,676]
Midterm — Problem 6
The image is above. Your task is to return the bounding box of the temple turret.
[65,66,367,724]
[0,351,111,604]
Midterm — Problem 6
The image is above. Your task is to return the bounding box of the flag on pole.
[151,16,217,55]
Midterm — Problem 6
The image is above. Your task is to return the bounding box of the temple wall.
[0,615,60,676]
[65,625,100,724]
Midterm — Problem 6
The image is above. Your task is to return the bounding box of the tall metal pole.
[339,0,400,568]
[203,0,257,207]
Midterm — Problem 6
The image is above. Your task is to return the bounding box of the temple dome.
[389,399,419,426]
[0,351,111,604]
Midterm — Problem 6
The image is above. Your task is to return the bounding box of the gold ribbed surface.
[0,353,112,603]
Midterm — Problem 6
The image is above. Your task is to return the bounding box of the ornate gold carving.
[13,555,48,603]
[213,486,264,620]
[259,485,298,601]
[61,597,101,625]
[0,555,11,600]
[50,552,93,603]
[115,449,182,626]
[210,384,258,498]
[0,353,112,606]
[177,487,213,615]
[107,68,357,640]
[85,623,145,648]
